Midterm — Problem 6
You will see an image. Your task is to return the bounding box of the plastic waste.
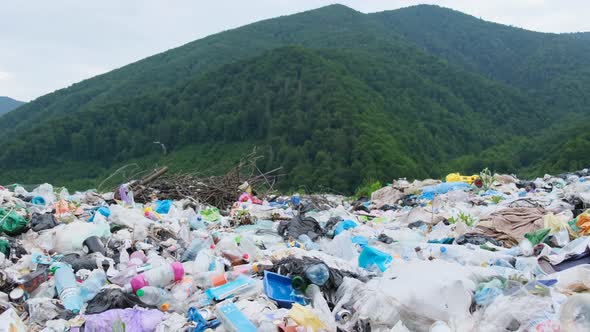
[83,308,164,331]
[207,274,258,301]
[181,233,212,262]
[187,306,221,331]
[559,293,590,331]
[85,288,146,314]
[51,262,83,313]
[80,269,107,302]
[155,200,173,214]
[127,262,184,293]
[430,321,451,332]
[215,301,257,332]
[136,286,173,311]
[358,245,393,272]
[295,234,318,251]
[0,308,27,332]
[305,263,330,286]
[30,212,58,231]
[170,277,194,303]
[0,208,28,236]
[334,219,358,236]
[193,244,215,273]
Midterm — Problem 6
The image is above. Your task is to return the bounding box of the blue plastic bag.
[334,219,358,236]
[358,246,392,272]
[155,200,172,214]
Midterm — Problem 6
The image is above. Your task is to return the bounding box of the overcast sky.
[2,0,589,101]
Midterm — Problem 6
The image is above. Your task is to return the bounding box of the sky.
[2,0,590,101]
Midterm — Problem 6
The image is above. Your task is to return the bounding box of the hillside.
[0,45,542,191]
[0,96,24,116]
[1,4,589,191]
[371,5,590,117]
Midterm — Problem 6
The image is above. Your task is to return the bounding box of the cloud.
[1,0,590,100]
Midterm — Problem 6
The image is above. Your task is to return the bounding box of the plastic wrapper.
[85,288,153,314]
[277,215,324,240]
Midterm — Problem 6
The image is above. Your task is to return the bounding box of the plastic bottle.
[146,250,167,268]
[127,262,184,293]
[171,277,194,302]
[194,271,237,289]
[52,263,83,313]
[194,245,216,273]
[182,235,211,262]
[136,286,173,310]
[298,234,320,251]
[190,214,206,230]
[239,237,262,261]
[305,263,330,286]
[80,270,107,302]
[232,259,274,276]
[436,246,466,265]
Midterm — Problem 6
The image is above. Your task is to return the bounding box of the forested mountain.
[1,5,589,191]
[0,96,24,116]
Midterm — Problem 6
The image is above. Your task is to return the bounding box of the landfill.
[2,169,590,332]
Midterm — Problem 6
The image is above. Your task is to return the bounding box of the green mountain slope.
[0,96,24,116]
[1,4,589,191]
[0,5,400,138]
[0,45,541,191]
[371,5,590,116]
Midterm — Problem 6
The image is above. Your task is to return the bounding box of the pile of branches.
[125,151,282,208]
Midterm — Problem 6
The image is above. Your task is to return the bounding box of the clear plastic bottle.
[136,286,173,310]
[52,262,83,313]
[182,234,212,262]
[436,246,466,265]
[232,260,274,276]
[305,263,330,286]
[239,237,262,261]
[171,277,194,302]
[298,234,320,251]
[80,270,107,302]
[127,262,184,293]
[194,245,216,273]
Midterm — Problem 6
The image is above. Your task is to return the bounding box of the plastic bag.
[305,284,336,331]
[476,293,558,332]
[25,298,62,324]
[332,277,400,330]
[30,212,59,232]
[86,288,152,314]
[559,293,590,331]
[0,208,28,236]
[277,215,324,240]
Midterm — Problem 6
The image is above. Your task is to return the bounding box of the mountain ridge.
[0,96,24,116]
[1,4,589,191]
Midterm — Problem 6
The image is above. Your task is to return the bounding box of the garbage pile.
[2,169,590,332]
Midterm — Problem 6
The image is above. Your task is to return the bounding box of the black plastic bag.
[85,288,154,314]
[270,256,367,293]
[456,233,502,246]
[30,212,59,232]
[277,215,324,240]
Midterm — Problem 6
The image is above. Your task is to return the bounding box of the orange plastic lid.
[161,303,170,311]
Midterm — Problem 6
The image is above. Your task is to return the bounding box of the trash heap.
[1,169,590,332]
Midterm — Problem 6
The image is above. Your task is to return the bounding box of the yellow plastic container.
[445,173,479,185]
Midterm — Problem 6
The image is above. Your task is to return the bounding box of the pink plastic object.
[129,262,184,293]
